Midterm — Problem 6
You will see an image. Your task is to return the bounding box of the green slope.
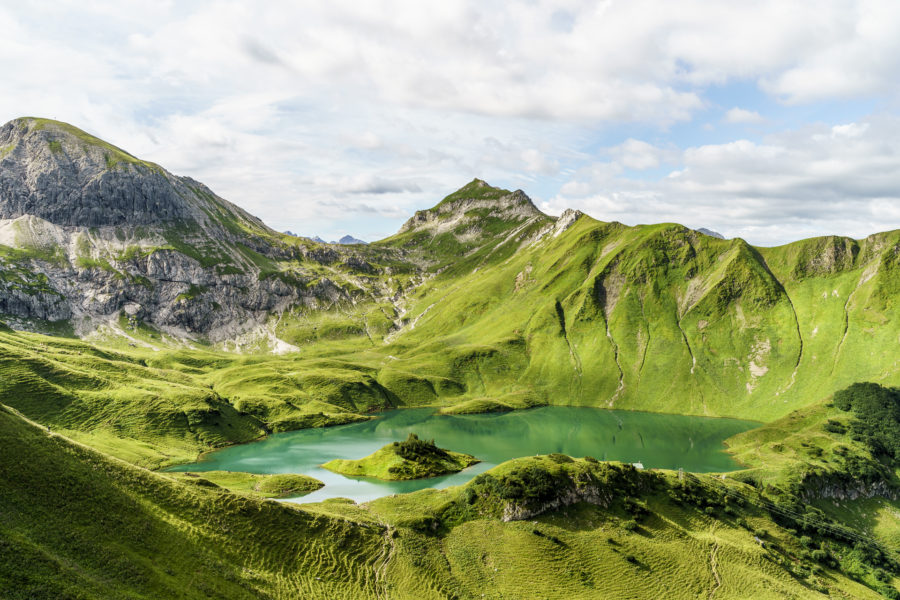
[0,329,399,468]
[0,405,389,599]
[168,471,324,498]
[366,456,894,599]
[363,208,900,422]
[4,401,896,599]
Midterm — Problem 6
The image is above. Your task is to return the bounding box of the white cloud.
[313,174,422,195]
[611,139,666,170]
[545,116,900,245]
[8,1,900,127]
[521,149,561,176]
[1,2,900,242]
[723,107,765,124]
[760,1,900,103]
[828,123,870,138]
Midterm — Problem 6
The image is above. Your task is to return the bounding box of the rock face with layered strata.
[0,118,389,342]
[1,118,210,227]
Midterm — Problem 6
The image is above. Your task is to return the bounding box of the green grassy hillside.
[362,205,900,422]
[4,402,894,599]
[168,470,324,498]
[0,404,390,599]
[0,328,399,468]
[365,456,895,599]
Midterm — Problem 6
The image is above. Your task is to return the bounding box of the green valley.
[1,118,900,598]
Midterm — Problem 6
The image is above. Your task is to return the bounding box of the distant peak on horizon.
[696,227,725,239]
[284,232,368,245]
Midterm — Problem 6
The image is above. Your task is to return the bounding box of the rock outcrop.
[800,473,899,502]
[0,118,253,229]
[399,179,545,236]
[696,227,725,239]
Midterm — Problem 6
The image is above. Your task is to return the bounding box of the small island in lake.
[322,433,479,480]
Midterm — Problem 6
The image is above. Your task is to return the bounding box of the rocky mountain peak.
[338,235,367,245]
[0,118,319,342]
[0,117,201,228]
[398,179,546,235]
[436,179,541,213]
[4,117,157,170]
[552,208,584,237]
[696,227,725,239]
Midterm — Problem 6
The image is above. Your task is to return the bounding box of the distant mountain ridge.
[337,235,367,245]
[283,232,367,245]
[294,234,368,245]
[696,227,725,239]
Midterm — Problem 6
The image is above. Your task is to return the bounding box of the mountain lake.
[168,406,760,503]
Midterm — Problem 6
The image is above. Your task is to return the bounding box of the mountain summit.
[0,118,392,341]
[0,117,268,234]
[399,178,545,235]
[380,178,563,273]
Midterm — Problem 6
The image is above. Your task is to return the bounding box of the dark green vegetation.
[323,433,479,480]
[728,383,900,504]
[723,387,900,598]
[834,382,900,462]
[2,121,900,597]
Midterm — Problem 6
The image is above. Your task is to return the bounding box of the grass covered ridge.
[364,455,895,598]
[169,471,324,498]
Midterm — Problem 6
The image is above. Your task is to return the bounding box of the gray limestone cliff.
[0,118,393,343]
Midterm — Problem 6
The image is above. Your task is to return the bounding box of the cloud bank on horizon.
[1,0,899,245]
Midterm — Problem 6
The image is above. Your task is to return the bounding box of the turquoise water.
[168,406,759,503]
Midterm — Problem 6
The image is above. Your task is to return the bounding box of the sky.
[2,1,900,246]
